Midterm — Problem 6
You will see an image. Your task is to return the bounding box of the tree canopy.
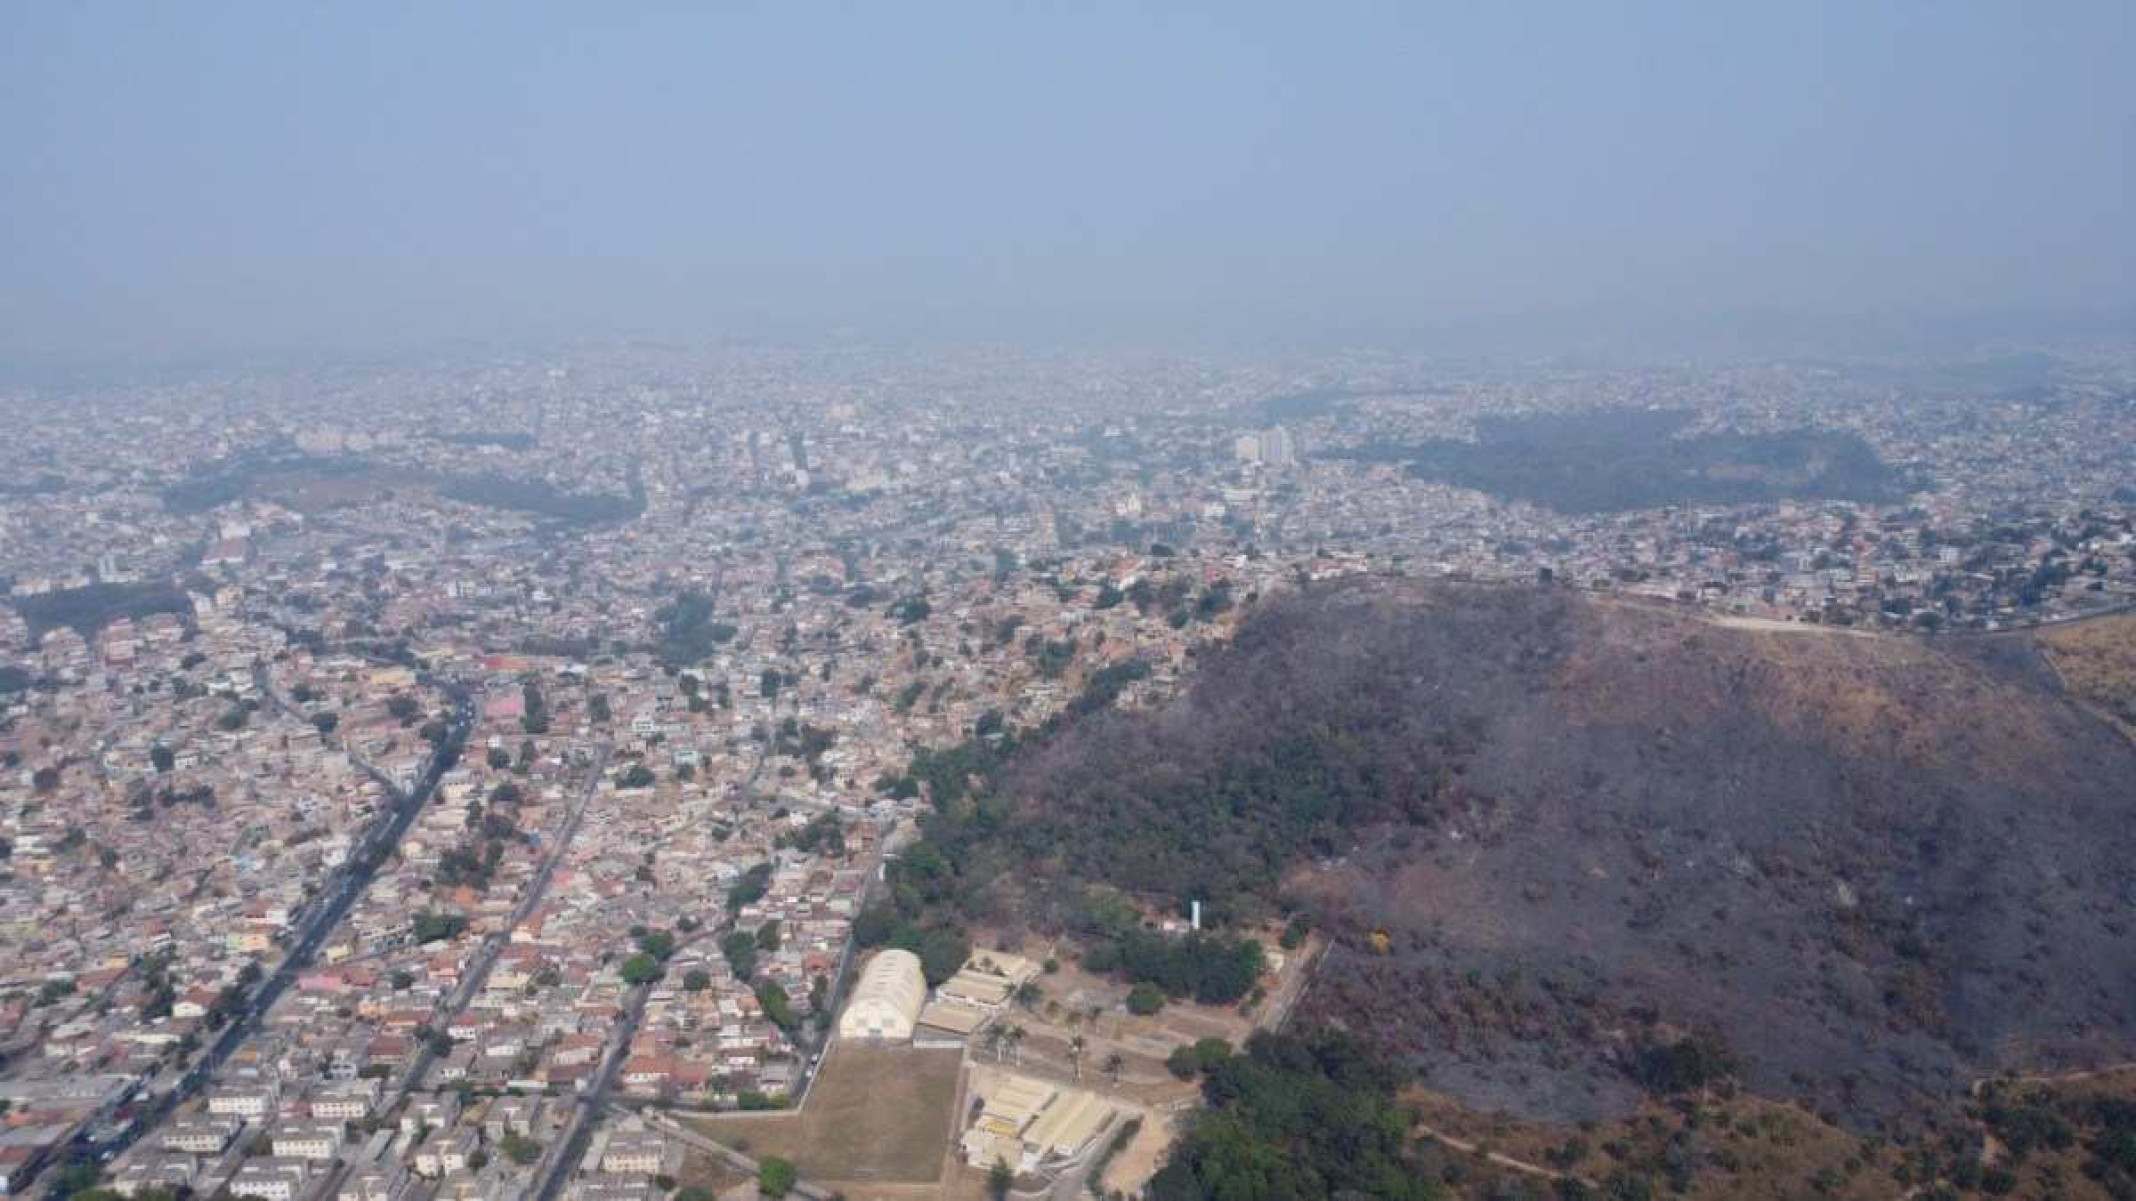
[1149,1031,1438,1201]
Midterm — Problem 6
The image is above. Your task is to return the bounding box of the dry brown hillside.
[999,580,2136,1133]
[2037,613,2136,739]
[1288,586,2136,1129]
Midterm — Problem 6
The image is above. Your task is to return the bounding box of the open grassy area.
[690,1044,963,1185]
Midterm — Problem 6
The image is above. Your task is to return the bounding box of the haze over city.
[5,7,2136,1201]
[3,2,2133,362]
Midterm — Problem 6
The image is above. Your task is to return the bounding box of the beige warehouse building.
[961,1071,1117,1173]
[838,949,926,1041]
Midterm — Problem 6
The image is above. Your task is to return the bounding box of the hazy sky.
[3,2,2131,360]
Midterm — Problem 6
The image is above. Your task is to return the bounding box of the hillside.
[949,581,2136,1133]
[2038,613,2136,739]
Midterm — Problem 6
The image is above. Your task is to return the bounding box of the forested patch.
[439,474,643,523]
[654,590,737,665]
[13,580,192,638]
[1340,409,1906,513]
[1149,1030,1440,1201]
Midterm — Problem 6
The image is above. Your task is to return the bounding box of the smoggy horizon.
[4,3,2131,365]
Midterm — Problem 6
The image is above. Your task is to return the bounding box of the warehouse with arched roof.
[837,949,926,1042]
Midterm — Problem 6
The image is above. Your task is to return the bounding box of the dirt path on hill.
[1414,1123,1597,1190]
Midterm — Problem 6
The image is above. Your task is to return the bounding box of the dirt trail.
[1969,1060,2136,1096]
[1704,613,1882,638]
[1414,1124,1596,1190]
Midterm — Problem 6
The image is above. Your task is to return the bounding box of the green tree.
[412,912,468,944]
[1166,1045,1200,1080]
[618,952,663,986]
[1633,1032,1737,1096]
[520,680,549,734]
[757,981,796,1030]
[1190,1038,1233,1072]
[727,862,774,910]
[1279,913,1311,950]
[988,1158,1014,1201]
[1149,1031,1436,1201]
[720,931,759,980]
[852,903,896,947]
[758,1156,797,1199]
[636,928,677,960]
[912,927,969,987]
[499,1132,541,1165]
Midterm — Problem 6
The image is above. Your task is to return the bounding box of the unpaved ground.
[690,1044,963,1187]
[1099,1103,1190,1196]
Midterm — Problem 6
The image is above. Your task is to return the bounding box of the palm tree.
[1005,1025,1025,1066]
[1103,1052,1124,1086]
[1069,1034,1087,1080]
[983,1025,1006,1063]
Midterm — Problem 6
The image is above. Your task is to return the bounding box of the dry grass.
[1572,602,2072,784]
[1958,1066,2136,1201]
[673,1148,747,1197]
[2039,614,2136,737]
[1405,1088,1912,1200]
[688,1044,963,1185]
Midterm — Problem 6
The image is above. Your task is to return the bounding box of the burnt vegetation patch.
[902,579,2136,1132]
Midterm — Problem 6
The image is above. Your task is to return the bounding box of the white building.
[160,1116,242,1155]
[837,949,925,1042]
[339,1165,410,1201]
[598,1129,674,1176]
[270,1121,345,1161]
[309,1079,381,1121]
[230,1159,312,1201]
[1233,425,1298,467]
[208,1085,280,1121]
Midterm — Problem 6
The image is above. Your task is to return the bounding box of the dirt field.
[689,1044,963,1187]
[1098,1106,1180,1195]
[674,1148,748,1197]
